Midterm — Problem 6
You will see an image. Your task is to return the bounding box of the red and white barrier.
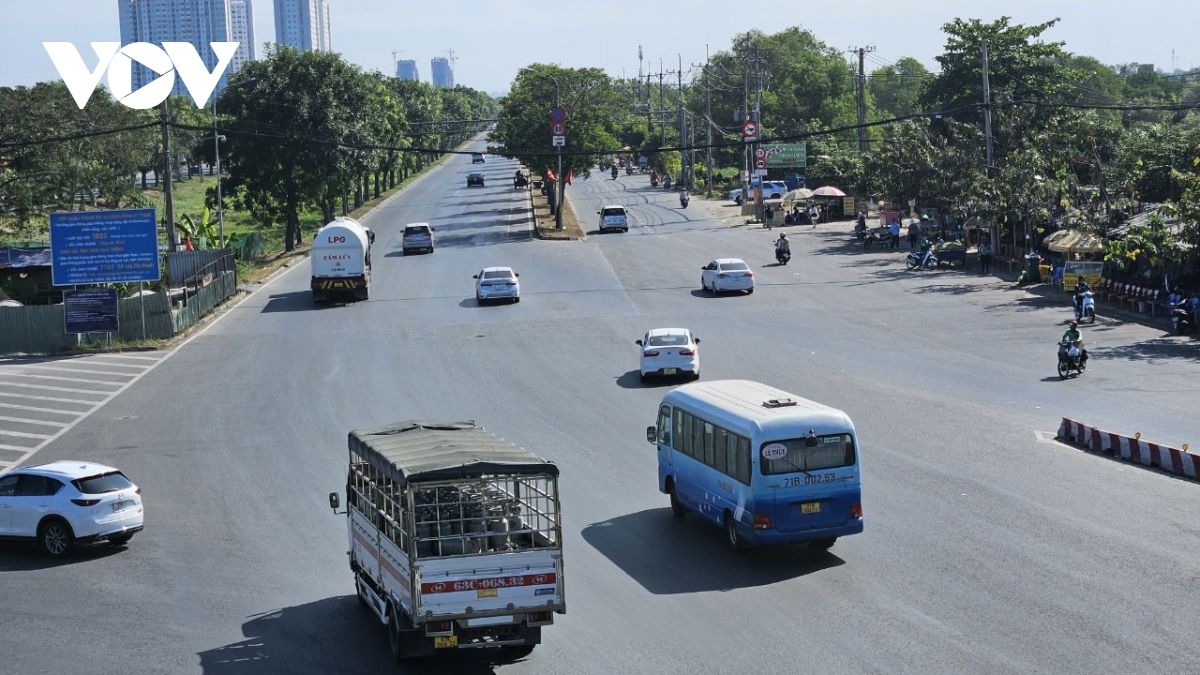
[1056,417,1200,480]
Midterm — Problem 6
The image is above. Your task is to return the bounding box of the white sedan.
[701,258,755,294]
[637,328,700,381]
[474,266,520,304]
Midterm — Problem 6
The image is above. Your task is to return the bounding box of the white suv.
[0,461,143,558]
[729,181,788,205]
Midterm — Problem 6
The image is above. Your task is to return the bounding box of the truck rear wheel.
[388,604,403,662]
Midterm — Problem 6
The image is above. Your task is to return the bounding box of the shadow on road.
[614,369,693,390]
[0,540,127,571]
[260,291,351,313]
[581,508,843,595]
[197,595,512,675]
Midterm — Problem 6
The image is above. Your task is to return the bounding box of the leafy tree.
[867,57,931,118]
[218,47,404,250]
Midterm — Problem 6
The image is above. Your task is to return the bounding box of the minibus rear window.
[760,434,855,475]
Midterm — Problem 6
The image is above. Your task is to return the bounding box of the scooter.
[626,165,634,176]
[1170,303,1196,335]
[611,166,619,180]
[775,246,791,265]
[650,174,659,188]
[664,177,673,190]
[1073,291,1096,324]
[905,249,938,270]
[679,194,690,209]
[854,222,867,241]
[1057,340,1086,379]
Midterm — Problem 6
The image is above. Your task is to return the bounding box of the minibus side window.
[714,427,728,474]
[737,436,751,484]
[657,405,672,446]
[703,422,715,466]
[690,415,705,459]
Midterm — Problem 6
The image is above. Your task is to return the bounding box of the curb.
[1056,417,1199,481]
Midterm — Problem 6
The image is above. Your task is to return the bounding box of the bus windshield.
[760,434,855,475]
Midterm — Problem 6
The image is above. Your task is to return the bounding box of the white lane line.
[0,416,68,427]
[92,353,162,362]
[0,381,112,396]
[0,372,129,386]
[0,429,51,440]
[0,443,35,452]
[0,391,102,405]
[0,401,81,416]
[24,364,146,377]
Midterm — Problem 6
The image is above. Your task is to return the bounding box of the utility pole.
[658,59,665,151]
[982,43,994,175]
[848,45,875,155]
[704,51,713,196]
[160,100,176,252]
[753,45,764,221]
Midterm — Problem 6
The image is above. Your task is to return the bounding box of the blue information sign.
[50,209,160,285]
[63,288,119,334]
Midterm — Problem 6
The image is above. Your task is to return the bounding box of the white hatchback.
[637,328,700,381]
[474,266,521,304]
[701,258,755,294]
[0,461,143,558]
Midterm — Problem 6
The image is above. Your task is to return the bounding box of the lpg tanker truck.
[311,217,374,303]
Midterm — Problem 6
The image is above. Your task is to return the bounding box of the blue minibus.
[646,380,863,551]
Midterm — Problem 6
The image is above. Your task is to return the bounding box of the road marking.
[0,381,112,396]
[0,402,81,416]
[0,372,129,386]
[24,364,146,376]
[0,429,51,440]
[0,415,68,427]
[0,391,104,405]
[92,353,161,361]
[0,443,34,452]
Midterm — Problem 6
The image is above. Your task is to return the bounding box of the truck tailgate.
[415,549,564,618]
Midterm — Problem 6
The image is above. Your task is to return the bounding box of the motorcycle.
[905,249,938,270]
[626,165,634,175]
[611,166,619,180]
[853,222,867,241]
[775,245,791,265]
[1170,303,1196,335]
[664,176,673,190]
[1057,340,1086,379]
[1072,291,1096,324]
[679,193,690,209]
[650,173,659,188]
[863,229,882,248]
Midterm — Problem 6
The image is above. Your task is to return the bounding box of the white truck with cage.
[328,420,565,660]
[310,216,374,303]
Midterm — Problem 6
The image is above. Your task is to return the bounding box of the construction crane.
[391,49,403,71]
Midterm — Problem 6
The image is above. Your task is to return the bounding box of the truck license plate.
[801,502,821,514]
[434,636,458,649]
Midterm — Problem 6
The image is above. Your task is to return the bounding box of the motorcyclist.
[1060,320,1087,363]
[1072,276,1092,314]
[679,188,689,206]
[775,232,791,260]
[611,165,619,179]
[650,170,658,186]
[664,175,673,190]
[853,213,867,239]
[918,235,934,266]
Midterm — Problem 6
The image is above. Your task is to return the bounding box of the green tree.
[867,57,931,118]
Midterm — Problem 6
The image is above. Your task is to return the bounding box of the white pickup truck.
[329,421,565,661]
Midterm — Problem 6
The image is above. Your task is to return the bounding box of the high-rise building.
[430,56,453,88]
[117,0,235,100]
[396,59,419,81]
[273,0,331,53]
[228,0,255,72]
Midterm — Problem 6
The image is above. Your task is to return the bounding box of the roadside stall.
[1044,230,1105,290]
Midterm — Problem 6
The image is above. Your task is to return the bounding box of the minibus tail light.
[851,502,862,519]
[753,514,772,530]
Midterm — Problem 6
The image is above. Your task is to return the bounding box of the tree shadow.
[197,596,506,675]
[581,508,843,595]
[909,283,987,297]
[1093,337,1200,364]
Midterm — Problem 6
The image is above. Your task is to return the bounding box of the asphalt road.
[2,140,1199,675]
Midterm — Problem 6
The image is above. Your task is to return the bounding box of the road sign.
[742,120,758,140]
[551,122,566,136]
[754,169,769,177]
[50,208,160,285]
[63,288,119,334]
[754,159,766,170]
[549,107,566,122]
[754,147,767,159]
[552,136,566,147]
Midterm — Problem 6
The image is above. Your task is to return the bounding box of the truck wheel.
[388,604,403,662]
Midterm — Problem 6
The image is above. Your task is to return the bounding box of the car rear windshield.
[602,208,626,217]
[73,471,134,494]
[721,262,749,271]
[761,435,856,475]
[405,226,429,235]
[483,270,513,279]
[648,334,688,347]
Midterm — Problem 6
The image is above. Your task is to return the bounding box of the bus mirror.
[646,426,657,443]
[328,492,340,510]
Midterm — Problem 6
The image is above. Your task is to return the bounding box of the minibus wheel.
[724,513,744,552]
[668,482,685,518]
[811,537,837,551]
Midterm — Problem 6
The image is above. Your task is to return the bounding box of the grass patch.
[532,186,585,240]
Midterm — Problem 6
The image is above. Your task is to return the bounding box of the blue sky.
[3,0,1195,98]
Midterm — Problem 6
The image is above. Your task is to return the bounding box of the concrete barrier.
[1056,418,1199,481]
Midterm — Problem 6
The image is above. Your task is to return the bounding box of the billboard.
[50,208,160,285]
[63,288,119,334]
[765,143,807,168]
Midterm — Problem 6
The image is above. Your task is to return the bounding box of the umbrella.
[811,186,846,197]
[781,188,814,202]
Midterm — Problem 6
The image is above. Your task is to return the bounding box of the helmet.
[1069,321,1078,329]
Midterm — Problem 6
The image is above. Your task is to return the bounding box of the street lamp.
[212,76,256,248]
[520,67,564,231]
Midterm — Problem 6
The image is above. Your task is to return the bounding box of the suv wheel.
[40,518,75,558]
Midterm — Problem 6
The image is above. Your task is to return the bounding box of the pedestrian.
[907,220,920,250]
[889,218,901,250]
[764,204,774,229]
[978,238,992,274]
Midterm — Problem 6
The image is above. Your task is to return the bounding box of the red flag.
[185,236,194,251]
[564,169,573,186]
[545,167,556,182]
